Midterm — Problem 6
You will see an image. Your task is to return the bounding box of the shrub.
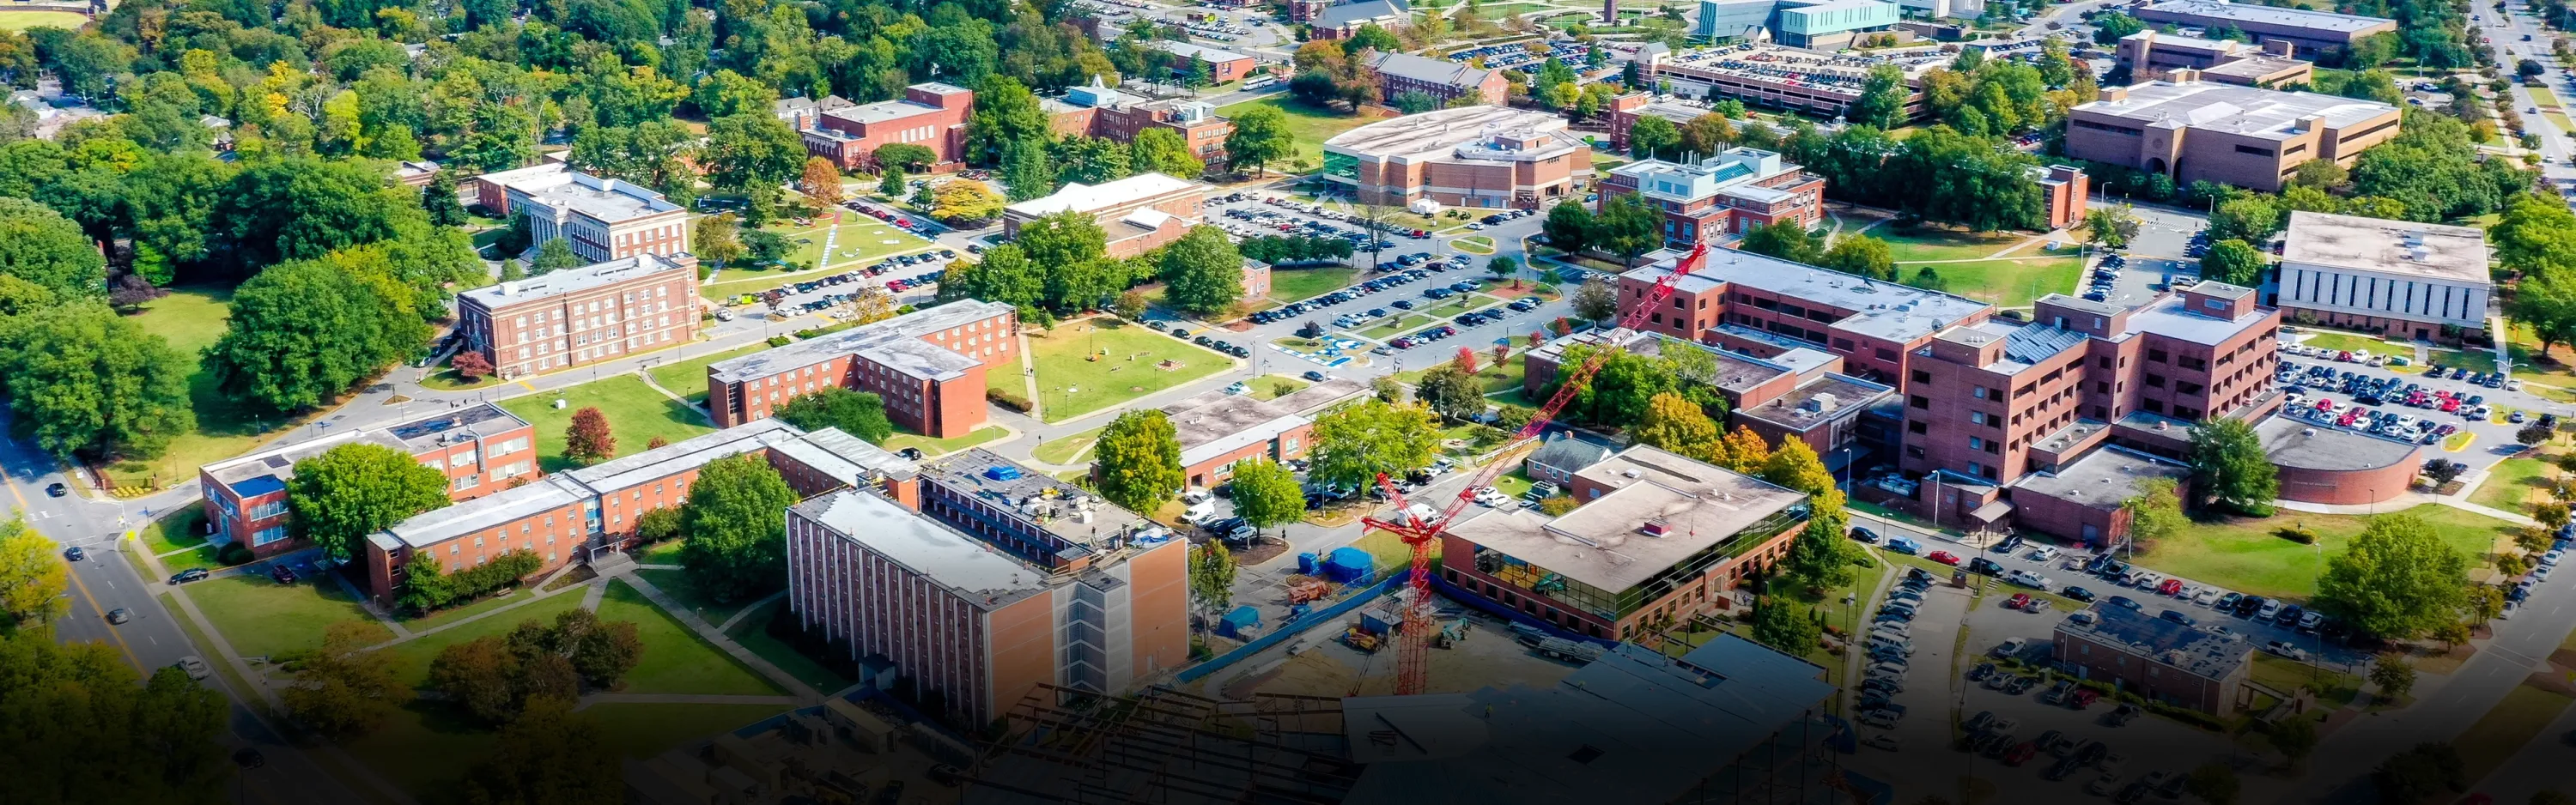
[766,335,792,348]
[217,542,254,566]
[2277,524,2317,544]
[987,386,1032,413]
[1539,495,1579,516]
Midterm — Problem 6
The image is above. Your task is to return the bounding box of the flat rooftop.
[2074,80,2396,141]
[2256,413,2420,472]
[1323,106,1576,160]
[458,253,692,310]
[707,300,1014,383]
[1148,39,1254,64]
[1367,51,1491,88]
[823,83,968,126]
[1163,392,1311,469]
[1662,43,1946,92]
[793,488,1053,608]
[2059,602,2252,681]
[1625,249,1993,343]
[1526,330,1797,394]
[2135,0,2394,33]
[1935,318,2091,373]
[1737,373,1893,433]
[920,448,1152,550]
[2119,288,2273,346]
[2010,446,2190,511]
[2281,210,2489,285]
[504,170,682,223]
[205,403,530,494]
[1443,445,1806,593]
[2202,54,2312,80]
[1004,172,1205,219]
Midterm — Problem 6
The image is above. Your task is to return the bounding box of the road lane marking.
[7,479,145,671]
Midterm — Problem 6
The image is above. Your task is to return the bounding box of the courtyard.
[1028,318,1233,421]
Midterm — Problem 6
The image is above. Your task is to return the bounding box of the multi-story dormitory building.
[455,253,702,379]
[787,450,1189,723]
[359,421,917,602]
[704,300,1018,438]
[1608,247,2290,546]
[198,403,538,560]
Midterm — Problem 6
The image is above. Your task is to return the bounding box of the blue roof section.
[231,475,286,499]
[2002,324,2089,366]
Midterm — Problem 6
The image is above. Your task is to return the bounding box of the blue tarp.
[1324,546,1374,584]
[1218,605,1262,639]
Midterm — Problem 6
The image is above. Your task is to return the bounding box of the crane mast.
[1359,243,1710,695]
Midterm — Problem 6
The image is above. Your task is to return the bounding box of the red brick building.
[473,166,691,263]
[1614,249,1996,386]
[1438,445,1811,641]
[1522,331,1892,467]
[1322,106,1590,209]
[1043,80,1233,166]
[1003,172,1213,259]
[1597,148,1827,246]
[2055,603,2255,716]
[197,403,538,560]
[706,300,1019,438]
[362,422,917,602]
[455,253,701,379]
[801,83,975,172]
[2032,164,2091,231]
[1367,51,1505,107]
[1147,379,1364,490]
[1148,40,1261,84]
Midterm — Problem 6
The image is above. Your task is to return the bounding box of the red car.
[1929,551,1961,566]
[2069,688,2100,709]
[2157,578,2184,596]
[2006,593,2032,609]
[2002,741,2039,766]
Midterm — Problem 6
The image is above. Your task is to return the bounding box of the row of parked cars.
[1144,322,1255,359]
[2080,252,2126,302]
[2082,554,2330,643]
[1853,567,1937,729]
[1247,261,1473,325]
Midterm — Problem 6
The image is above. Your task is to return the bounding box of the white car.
[2006,570,2054,591]
[1862,733,1901,751]
[2191,588,2222,607]
[177,656,211,681]
[2263,640,2307,660]
[2026,546,2060,563]
[2543,549,2564,566]
[1991,636,2029,657]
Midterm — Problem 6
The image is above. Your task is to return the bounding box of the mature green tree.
[677,454,799,603]
[0,517,65,632]
[1850,64,1909,130]
[872,144,938,173]
[1189,541,1237,620]
[1095,409,1187,512]
[286,442,452,561]
[422,169,469,227]
[1540,343,1681,428]
[0,304,193,460]
[1226,103,1298,177]
[2270,717,2319,766]
[1819,234,1894,280]
[215,155,447,270]
[1308,398,1442,491]
[2121,477,2185,549]
[1884,126,2047,232]
[282,621,413,740]
[1628,114,1682,160]
[1052,136,1132,185]
[1413,365,1487,422]
[2208,197,2284,244]
[964,76,1053,167]
[2317,514,2470,640]
[999,139,1058,201]
[2493,192,2576,278]
[0,197,104,299]
[2187,418,2277,516]
[2370,652,2417,699]
[204,259,428,413]
[2372,742,2465,805]
[1571,279,1619,324]
[118,152,234,285]
[1543,199,1595,255]
[1230,458,1305,535]
[2201,239,2269,287]
[453,699,623,805]
[1739,220,1823,264]
[1128,128,1206,179]
[0,626,230,801]
[1749,596,1821,652]
[1635,391,1722,462]
[2091,13,2144,44]
[1157,227,1246,315]
[1592,194,1662,265]
[2352,112,2535,221]
[2513,264,2576,359]
[775,387,896,444]
[2086,205,2143,249]
[532,238,585,274]
[702,112,808,197]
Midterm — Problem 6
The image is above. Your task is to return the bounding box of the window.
[252,525,290,546]
[1969,411,1986,426]
[1911,370,1931,384]
[1969,437,1985,451]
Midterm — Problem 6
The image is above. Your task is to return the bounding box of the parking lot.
[2273,337,2544,475]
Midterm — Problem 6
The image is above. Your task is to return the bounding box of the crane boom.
[1360,243,1710,695]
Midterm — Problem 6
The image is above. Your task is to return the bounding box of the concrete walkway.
[1015,331,1043,419]
[362,582,589,652]
[718,590,785,632]
[612,570,822,704]
[580,578,610,612]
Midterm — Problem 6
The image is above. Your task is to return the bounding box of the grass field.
[1875,226,2035,263]
[190,575,385,662]
[2299,331,2409,354]
[2129,504,2512,601]
[1030,320,1231,421]
[1358,314,1435,340]
[2534,87,2567,107]
[727,600,856,692]
[635,568,761,626]
[500,376,714,472]
[1420,293,1498,320]
[2506,323,2576,387]
[117,286,296,488]
[1394,355,1527,394]
[385,590,588,687]
[1213,97,1388,168]
[2471,456,2553,512]
[397,587,536,631]
[881,425,1010,457]
[138,503,208,556]
[0,10,90,31]
[597,579,783,695]
[1249,375,1310,400]
[1452,236,1496,254]
[646,342,767,405]
[1268,267,1358,303]
[2550,112,2576,136]
[1904,257,2083,307]
[1031,427,1105,466]
[2455,683,2576,783]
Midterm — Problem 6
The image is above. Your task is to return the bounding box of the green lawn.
[646,343,768,405]
[2471,456,2554,512]
[638,540,684,565]
[1875,226,2035,263]
[2549,112,2576,136]
[2129,504,2512,601]
[1031,427,1105,466]
[343,700,496,793]
[1249,375,1310,401]
[635,568,761,626]
[2536,86,2568,108]
[114,286,295,490]
[1420,293,1499,320]
[596,579,784,695]
[2299,331,2408,354]
[397,587,535,631]
[586,702,794,758]
[386,590,587,687]
[2248,653,2361,709]
[2506,323,2576,387]
[1452,237,1497,255]
[1394,355,1527,395]
[418,363,505,391]
[726,600,858,692]
[0,10,92,31]
[1028,320,1232,422]
[1903,257,2083,307]
[1357,314,1434,340]
[138,503,209,556]
[2456,683,2576,783]
[1268,267,1359,303]
[499,376,714,472]
[189,574,384,662]
[880,424,1010,457]
[1212,97,1388,168]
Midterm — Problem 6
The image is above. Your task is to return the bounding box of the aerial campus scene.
[7,0,2576,802]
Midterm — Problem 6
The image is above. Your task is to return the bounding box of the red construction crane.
[1359,242,1710,695]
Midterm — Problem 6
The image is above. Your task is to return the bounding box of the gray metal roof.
[2008,446,2189,511]
[793,488,1049,608]
[2119,288,2272,346]
[2057,601,2252,681]
[2136,0,2393,32]
[1626,250,1993,343]
[708,300,1015,384]
[1315,0,1407,27]
[1368,51,1489,88]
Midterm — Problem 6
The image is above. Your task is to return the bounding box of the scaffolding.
[963,685,1359,805]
